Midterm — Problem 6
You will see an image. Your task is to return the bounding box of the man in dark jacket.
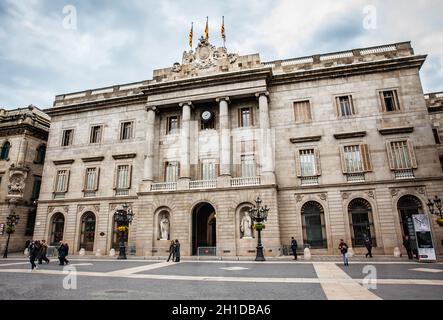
[29,241,38,270]
[38,240,50,264]
[338,239,349,266]
[58,241,70,266]
[290,237,298,260]
[364,235,373,258]
[403,235,413,260]
[174,239,181,262]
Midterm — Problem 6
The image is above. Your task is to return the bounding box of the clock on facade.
[201,111,213,122]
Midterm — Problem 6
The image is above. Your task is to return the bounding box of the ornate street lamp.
[427,196,443,226]
[2,212,20,258]
[113,203,134,259]
[248,197,269,261]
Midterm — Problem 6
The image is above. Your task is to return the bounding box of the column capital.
[179,101,193,108]
[216,96,230,104]
[255,91,269,99]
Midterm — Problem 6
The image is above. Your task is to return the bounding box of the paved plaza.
[1,257,442,300]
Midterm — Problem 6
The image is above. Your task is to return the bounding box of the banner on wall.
[413,214,437,262]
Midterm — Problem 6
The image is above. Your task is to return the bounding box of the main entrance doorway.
[398,195,423,253]
[192,203,216,255]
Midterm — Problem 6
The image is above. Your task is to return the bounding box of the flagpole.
[222,16,226,49]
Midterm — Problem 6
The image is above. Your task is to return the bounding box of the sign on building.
[413,214,437,262]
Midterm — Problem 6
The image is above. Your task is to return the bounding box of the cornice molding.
[53,159,75,165]
[112,153,137,160]
[82,156,105,163]
[333,131,367,140]
[378,126,414,135]
[290,136,322,144]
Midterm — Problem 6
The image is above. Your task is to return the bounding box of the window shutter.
[238,108,242,127]
[385,141,396,170]
[53,172,58,193]
[339,146,348,173]
[82,169,87,191]
[360,144,372,172]
[379,92,385,112]
[407,140,418,169]
[295,150,302,177]
[350,96,356,115]
[65,170,71,192]
[95,168,100,191]
[314,148,322,176]
[215,163,220,177]
[250,107,254,126]
[128,165,133,189]
[113,166,118,189]
[335,97,340,117]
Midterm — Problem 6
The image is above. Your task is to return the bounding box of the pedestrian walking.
[364,235,373,258]
[290,237,298,260]
[166,240,175,262]
[174,239,181,262]
[58,241,70,266]
[403,235,413,260]
[29,240,39,271]
[338,239,349,266]
[38,240,50,264]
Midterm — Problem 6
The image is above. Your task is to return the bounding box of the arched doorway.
[50,213,65,245]
[301,201,327,249]
[398,195,423,241]
[348,198,376,247]
[79,212,96,251]
[192,203,216,255]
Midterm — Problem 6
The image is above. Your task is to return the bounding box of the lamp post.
[113,203,134,260]
[427,196,443,226]
[2,212,20,258]
[248,197,269,261]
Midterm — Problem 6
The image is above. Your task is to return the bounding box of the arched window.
[0,141,10,160]
[80,212,96,251]
[35,145,46,164]
[398,195,423,239]
[348,198,376,247]
[301,201,327,248]
[50,213,65,245]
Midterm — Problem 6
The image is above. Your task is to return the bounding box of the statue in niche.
[240,211,252,239]
[159,214,170,240]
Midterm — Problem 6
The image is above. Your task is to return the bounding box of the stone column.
[179,102,192,181]
[217,97,231,180]
[256,92,275,184]
[17,138,28,166]
[144,106,157,181]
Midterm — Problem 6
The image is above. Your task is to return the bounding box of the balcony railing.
[151,182,177,191]
[231,176,261,187]
[190,180,217,189]
[300,176,319,186]
[346,173,365,183]
[394,169,415,180]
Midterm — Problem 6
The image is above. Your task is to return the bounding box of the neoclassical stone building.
[33,39,443,257]
[0,106,50,253]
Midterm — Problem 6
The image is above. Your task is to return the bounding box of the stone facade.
[33,40,443,257]
[0,106,50,253]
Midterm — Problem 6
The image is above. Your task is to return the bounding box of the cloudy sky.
[0,0,442,110]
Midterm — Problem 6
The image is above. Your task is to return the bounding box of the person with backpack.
[338,239,349,266]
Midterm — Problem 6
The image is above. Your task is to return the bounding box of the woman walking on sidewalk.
[166,240,175,262]
[38,240,50,264]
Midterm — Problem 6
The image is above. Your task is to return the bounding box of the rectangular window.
[299,149,316,176]
[55,170,69,193]
[61,129,73,147]
[201,159,216,180]
[239,108,252,127]
[336,96,355,117]
[25,211,36,237]
[380,90,400,112]
[433,128,441,144]
[167,116,180,134]
[31,179,41,201]
[116,165,130,190]
[120,122,133,140]
[341,144,372,174]
[343,146,364,173]
[241,155,256,177]
[440,156,443,173]
[294,100,312,122]
[90,125,103,144]
[165,161,180,182]
[390,141,412,169]
[84,168,98,191]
